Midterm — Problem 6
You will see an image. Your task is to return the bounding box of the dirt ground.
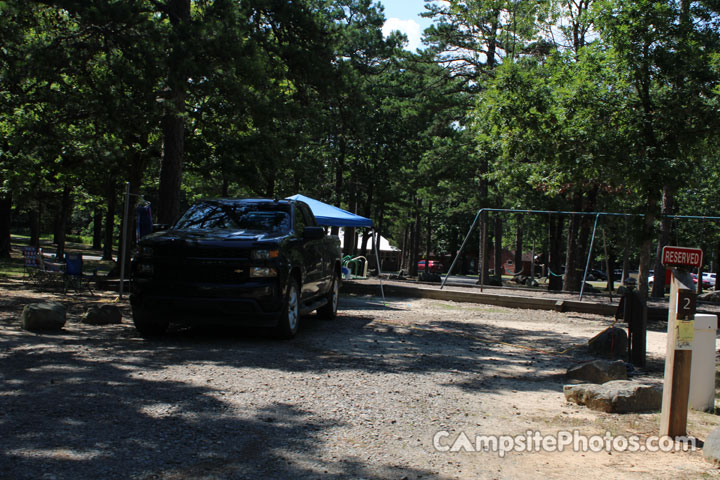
[1,277,719,479]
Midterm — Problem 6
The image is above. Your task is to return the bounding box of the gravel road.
[1,280,718,479]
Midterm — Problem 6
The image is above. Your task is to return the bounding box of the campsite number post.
[659,246,702,438]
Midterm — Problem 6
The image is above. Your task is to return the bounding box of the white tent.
[337,228,399,252]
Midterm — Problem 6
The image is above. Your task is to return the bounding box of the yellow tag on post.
[676,320,694,350]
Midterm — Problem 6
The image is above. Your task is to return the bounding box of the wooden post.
[659,269,695,438]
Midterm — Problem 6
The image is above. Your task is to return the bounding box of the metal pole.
[441,209,482,289]
[579,214,600,301]
[480,213,486,293]
[119,182,131,299]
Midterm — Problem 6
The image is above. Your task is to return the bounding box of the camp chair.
[22,246,42,282]
[39,253,67,290]
[64,252,94,295]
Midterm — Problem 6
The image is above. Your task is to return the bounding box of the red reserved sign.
[662,246,703,268]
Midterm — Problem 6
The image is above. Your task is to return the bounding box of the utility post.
[659,246,703,438]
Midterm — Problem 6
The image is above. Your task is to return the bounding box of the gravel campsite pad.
[1,279,719,479]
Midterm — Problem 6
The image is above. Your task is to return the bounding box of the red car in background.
[418,260,443,273]
[691,273,713,289]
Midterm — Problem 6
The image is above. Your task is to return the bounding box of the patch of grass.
[11,233,101,248]
[0,257,26,278]
[66,234,93,245]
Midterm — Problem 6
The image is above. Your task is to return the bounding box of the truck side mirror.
[303,226,325,241]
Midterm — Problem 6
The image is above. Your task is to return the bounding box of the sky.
[379,0,435,51]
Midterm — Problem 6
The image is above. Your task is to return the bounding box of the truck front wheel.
[276,277,300,338]
[317,274,339,320]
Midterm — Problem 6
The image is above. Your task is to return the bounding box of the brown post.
[660,269,695,438]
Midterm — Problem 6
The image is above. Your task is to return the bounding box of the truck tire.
[132,307,169,338]
[317,274,339,320]
[276,277,300,338]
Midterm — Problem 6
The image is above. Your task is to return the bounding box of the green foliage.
[2,0,720,270]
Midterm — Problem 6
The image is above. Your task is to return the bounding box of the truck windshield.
[174,202,291,233]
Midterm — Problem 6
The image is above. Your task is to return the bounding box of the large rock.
[21,302,67,332]
[566,359,628,384]
[82,305,122,325]
[564,380,662,413]
[703,428,720,465]
[588,327,628,360]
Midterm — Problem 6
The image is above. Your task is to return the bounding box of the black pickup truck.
[130,198,342,338]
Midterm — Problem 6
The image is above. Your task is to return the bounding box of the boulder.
[588,326,628,360]
[563,380,662,413]
[703,427,720,465]
[566,359,628,384]
[21,302,67,332]
[82,305,122,325]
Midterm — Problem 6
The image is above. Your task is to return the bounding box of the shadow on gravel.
[100,307,599,396]
[0,324,441,480]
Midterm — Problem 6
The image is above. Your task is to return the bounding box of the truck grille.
[153,261,248,283]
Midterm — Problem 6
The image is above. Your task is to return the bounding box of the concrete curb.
[341,281,669,320]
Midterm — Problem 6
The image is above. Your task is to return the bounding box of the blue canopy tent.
[286,194,385,302]
[285,194,372,228]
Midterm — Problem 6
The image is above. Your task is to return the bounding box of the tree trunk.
[0,193,11,259]
[494,214,502,280]
[103,186,117,261]
[373,204,385,272]
[360,191,373,257]
[424,202,433,273]
[409,198,421,276]
[563,194,582,291]
[602,228,614,292]
[29,207,40,248]
[621,234,630,285]
[360,230,371,257]
[514,224,523,274]
[54,187,73,260]
[715,244,720,291]
[652,186,674,297]
[400,224,409,271]
[638,192,660,300]
[480,212,491,284]
[575,188,598,287]
[548,215,563,291]
[157,0,190,225]
[92,208,103,250]
[343,186,358,256]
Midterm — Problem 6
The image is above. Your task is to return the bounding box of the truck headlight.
[250,267,277,278]
[251,249,279,260]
